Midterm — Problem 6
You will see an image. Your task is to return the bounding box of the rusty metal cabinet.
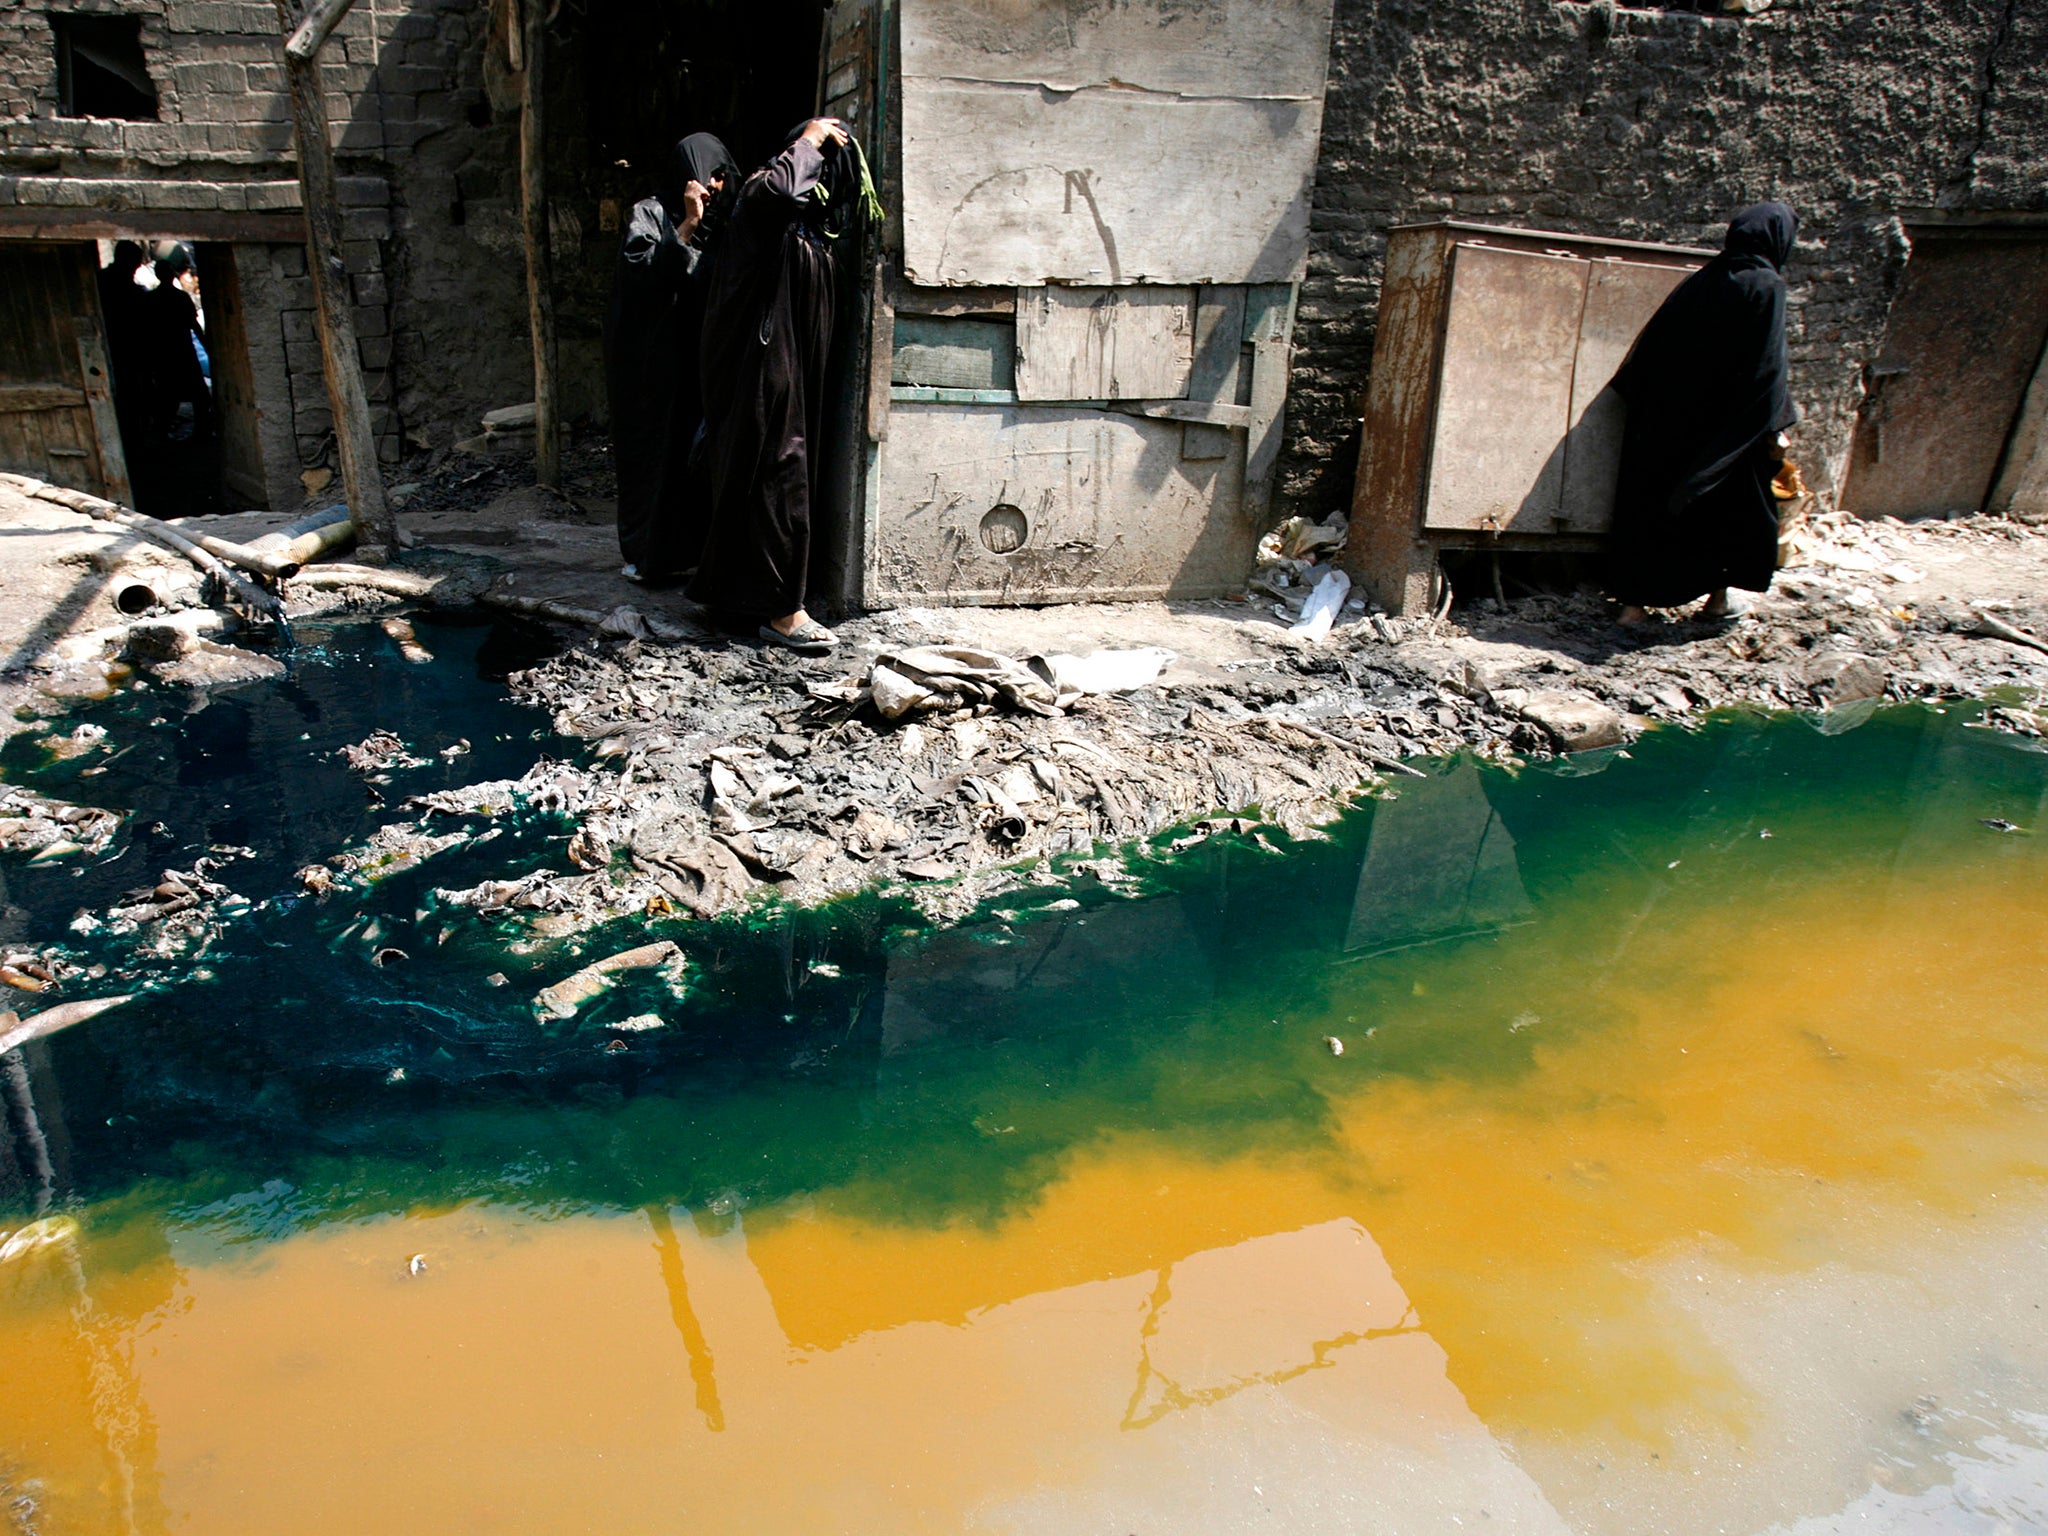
[1346,222,1710,616]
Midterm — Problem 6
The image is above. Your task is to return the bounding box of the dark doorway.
[1842,228,2048,519]
[575,0,828,198]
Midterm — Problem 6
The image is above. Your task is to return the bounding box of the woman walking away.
[1606,202,1799,626]
[689,117,853,655]
[604,132,737,584]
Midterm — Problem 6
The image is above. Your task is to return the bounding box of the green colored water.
[4,619,2048,1534]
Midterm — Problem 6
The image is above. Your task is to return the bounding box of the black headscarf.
[1605,203,1799,605]
[659,132,737,228]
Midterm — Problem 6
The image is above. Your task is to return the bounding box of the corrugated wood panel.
[870,402,1253,605]
[1844,235,2048,518]
[1556,258,1694,533]
[899,0,1333,286]
[1014,285,1194,402]
[1422,244,1584,534]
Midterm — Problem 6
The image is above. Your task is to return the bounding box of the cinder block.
[357,334,393,369]
[351,271,387,306]
[335,174,389,206]
[342,207,392,241]
[284,337,324,374]
[351,303,389,337]
[171,60,248,94]
[377,434,401,465]
[244,179,302,211]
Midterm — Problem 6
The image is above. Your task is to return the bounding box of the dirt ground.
[2,464,2046,934]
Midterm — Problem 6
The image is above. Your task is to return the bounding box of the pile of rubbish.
[1246,513,1366,640]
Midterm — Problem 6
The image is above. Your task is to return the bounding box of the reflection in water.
[2,688,2048,1533]
[1346,755,1532,955]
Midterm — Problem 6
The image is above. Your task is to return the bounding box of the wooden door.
[1843,233,2048,518]
[0,242,129,500]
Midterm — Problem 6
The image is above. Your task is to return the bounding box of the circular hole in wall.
[980,504,1029,555]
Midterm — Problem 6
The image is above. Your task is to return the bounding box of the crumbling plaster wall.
[1283,0,2048,520]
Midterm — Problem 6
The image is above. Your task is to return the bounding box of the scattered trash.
[1290,566,1353,641]
[1039,647,1176,695]
[1980,818,2024,834]
[380,616,434,665]
[533,940,683,1022]
[408,1253,428,1276]
[1324,1035,1344,1056]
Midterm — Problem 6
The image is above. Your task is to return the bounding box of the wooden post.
[518,0,559,489]
[274,0,394,558]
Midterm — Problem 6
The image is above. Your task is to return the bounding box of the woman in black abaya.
[689,117,850,654]
[604,132,736,583]
[1606,202,1799,625]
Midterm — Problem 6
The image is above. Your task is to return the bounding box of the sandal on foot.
[759,618,837,655]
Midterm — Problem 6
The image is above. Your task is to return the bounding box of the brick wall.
[0,0,542,500]
[1284,0,2048,519]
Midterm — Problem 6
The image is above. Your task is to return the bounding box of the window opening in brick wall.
[51,13,158,120]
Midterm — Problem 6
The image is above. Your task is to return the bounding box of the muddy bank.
[295,511,2048,931]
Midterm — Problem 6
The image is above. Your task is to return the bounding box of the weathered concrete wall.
[1284,0,2048,519]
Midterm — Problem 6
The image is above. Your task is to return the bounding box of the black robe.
[1606,202,1799,607]
[604,133,735,578]
[688,137,837,619]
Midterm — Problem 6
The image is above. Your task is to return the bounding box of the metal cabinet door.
[1421,244,1585,534]
[1556,257,1694,533]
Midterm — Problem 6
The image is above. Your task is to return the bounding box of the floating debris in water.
[1325,1035,1345,1056]
[611,1013,665,1032]
[1759,828,1774,838]
[371,947,408,967]
[408,1253,428,1276]
[1510,1012,1540,1032]
[1980,818,2025,834]
[385,1068,407,1084]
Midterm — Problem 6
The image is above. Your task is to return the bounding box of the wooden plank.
[866,259,894,444]
[0,385,86,411]
[1555,258,1694,535]
[72,319,131,503]
[1183,285,1246,461]
[1112,399,1249,428]
[0,207,308,243]
[276,0,391,553]
[284,0,356,60]
[520,0,558,489]
[902,85,1324,287]
[873,401,1252,605]
[1421,244,1584,535]
[1242,281,1296,526]
[890,386,1016,404]
[903,0,1333,99]
[891,316,1013,391]
[1014,285,1194,402]
[892,283,1015,319]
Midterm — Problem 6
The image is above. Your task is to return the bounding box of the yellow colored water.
[7,836,2048,1533]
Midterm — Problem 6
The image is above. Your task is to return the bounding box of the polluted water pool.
[3,616,2048,1535]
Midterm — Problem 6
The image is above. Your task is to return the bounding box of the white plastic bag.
[1289,567,1352,641]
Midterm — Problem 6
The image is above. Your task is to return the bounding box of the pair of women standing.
[603,117,848,654]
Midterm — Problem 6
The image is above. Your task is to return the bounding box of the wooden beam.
[284,0,355,61]
[0,207,308,243]
[275,0,393,557]
[519,0,558,489]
